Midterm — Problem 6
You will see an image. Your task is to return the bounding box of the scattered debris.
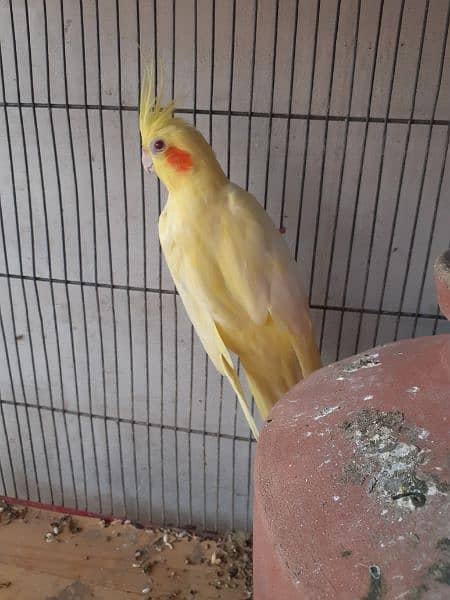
[362,565,384,600]
[188,541,204,565]
[0,501,27,524]
[0,581,12,589]
[47,580,94,600]
[369,565,381,580]
[131,526,252,598]
[314,405,340,420]
[436,538,450,553]
[428,560,450,585]
[214,531,253,597]
[341,353,381,374]
[405,537,450,595]
[0,507,252,598]
[44,515,81,542]
[133,545,158,574]
[340,409,436,514]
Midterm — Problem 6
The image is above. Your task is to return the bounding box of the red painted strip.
[0,495,130,524]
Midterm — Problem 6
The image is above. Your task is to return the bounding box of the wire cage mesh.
[0,0,449,532]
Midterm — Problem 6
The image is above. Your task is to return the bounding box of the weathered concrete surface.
[254,333,450,599]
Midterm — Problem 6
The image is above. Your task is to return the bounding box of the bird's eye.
[151,138,166,154]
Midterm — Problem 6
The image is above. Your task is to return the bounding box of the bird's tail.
[221,356,259,441]
[241,328,322,421]
[243,371,277,422]
[293,328,322,377]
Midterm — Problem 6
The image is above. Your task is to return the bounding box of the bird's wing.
[159,184,320,433]
[178,290,259,439]
[159,209,259,439]
[224,185,322,377]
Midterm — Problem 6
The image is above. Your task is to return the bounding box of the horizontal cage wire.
[0,0,449,532]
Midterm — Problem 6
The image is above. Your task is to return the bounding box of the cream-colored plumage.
[140,73,321,439]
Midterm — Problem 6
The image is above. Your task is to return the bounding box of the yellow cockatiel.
[140,76,321,440]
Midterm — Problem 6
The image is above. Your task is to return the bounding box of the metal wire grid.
[0,0,449,532]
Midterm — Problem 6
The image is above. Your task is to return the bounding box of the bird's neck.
[163,161,228,196]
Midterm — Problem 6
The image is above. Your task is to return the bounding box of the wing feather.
[160,216,259,439]
[225,186,321,376]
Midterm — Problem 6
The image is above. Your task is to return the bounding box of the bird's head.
[139,69,225,193]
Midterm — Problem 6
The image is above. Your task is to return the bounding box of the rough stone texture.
[254,334,450,599]
[435,250,450,320]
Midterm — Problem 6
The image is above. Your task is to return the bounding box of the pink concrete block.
[254,337,450,599]
[254,251,450,599]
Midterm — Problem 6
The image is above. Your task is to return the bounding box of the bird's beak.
[142,148,153,174]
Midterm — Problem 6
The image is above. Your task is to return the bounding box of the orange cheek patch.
[166,146,193,172]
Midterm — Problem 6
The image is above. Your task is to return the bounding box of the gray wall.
[0,0,449,531]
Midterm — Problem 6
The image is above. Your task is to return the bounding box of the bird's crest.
[139,63,175,147]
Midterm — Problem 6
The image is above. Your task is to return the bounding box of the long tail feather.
[221,357,259,441]
[294,331,322,377]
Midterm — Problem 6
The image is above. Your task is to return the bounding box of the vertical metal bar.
[45,0,89,508]
[79,0,108,514]
[202,354,209,531]
[187,325,194,526]
[393,6,450,339]
[308,0,342,309]
[352,0,406,352]
[185,0,200,529]
[214,377,224,532]
[433,280,448,334]
[0,390,8,495]
[0,173,42,503]
[412,125,450,337]
[262,0,279,211]
[58,0,93,512]
[40,0,79,506]
[172,0,180,528]
[0,208,23,499]
[152,0,166,525]
[0,209,29,501]
[136,0,153,523]
[334,0,385,361]
[2,5,53,502]
[244,0,259,533]
[114,0,139,519]
[94,0,127,515]
[23,0,69,507]
[1,5,54,502]
[22,0,69,506]
[372,1,431,345]
[319,0,361,350]
[278,0,299,231]
[294,0,321,261]
[190,0,211,532]
[226,0,238,531]
[0,315,20,498]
